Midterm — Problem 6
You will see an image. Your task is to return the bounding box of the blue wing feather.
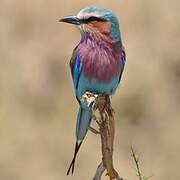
[69,48,82,90]
[73,55,82,89]
[121,46,126,71]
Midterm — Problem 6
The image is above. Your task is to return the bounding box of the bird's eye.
[81,16,106,24]
[87,16,106,22]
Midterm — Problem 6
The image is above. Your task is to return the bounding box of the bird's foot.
[81,92,98,111]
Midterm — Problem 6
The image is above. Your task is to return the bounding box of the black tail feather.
[67,141,82,175]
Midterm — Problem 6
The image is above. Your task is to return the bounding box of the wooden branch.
[89,126,100,134]
[82,92,124,180]
[93,162,106,180]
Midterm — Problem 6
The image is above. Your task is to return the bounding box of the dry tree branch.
[82,92,151,180]
[82,92,123,180]
[93,162,106,180]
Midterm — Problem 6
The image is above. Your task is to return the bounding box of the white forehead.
[77,10,102,19]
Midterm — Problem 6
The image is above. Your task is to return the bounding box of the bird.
[59,6,126,175]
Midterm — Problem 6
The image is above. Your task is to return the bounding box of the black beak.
[59,16,80,25]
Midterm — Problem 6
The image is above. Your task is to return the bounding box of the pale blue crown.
[78,6,121,41]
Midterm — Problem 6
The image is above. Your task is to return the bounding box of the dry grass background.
[0,0,180,179]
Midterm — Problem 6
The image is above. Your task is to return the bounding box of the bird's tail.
[67,107,92,175]
[66,141,82,175]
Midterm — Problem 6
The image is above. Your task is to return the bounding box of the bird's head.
[59,6,121,41]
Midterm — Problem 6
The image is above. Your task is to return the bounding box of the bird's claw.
[81,92,98,111]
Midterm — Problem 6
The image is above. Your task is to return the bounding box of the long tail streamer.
[67,141,82,175]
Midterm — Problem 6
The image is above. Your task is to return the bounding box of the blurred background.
[0,0,180,179]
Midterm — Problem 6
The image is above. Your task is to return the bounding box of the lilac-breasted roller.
[59,6,126,175]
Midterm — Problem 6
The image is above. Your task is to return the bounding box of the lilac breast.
[78,31,122,83]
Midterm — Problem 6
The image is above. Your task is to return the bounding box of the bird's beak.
[59,16,80,25]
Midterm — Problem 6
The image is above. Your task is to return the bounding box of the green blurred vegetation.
[0,0,180,179]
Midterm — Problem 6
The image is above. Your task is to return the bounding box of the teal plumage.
[59,6,126,175]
